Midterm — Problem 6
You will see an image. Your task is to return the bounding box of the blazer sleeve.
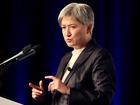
[69,49,116,105]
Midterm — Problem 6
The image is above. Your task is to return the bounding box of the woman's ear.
[86,24,92,34]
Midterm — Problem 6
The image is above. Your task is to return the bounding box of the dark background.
[0,0,137,105]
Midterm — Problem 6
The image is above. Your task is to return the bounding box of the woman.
[29,2,116,105]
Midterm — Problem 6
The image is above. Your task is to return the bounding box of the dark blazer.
[52,39,116,105]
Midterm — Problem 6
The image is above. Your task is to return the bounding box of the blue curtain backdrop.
[0,0,136,105]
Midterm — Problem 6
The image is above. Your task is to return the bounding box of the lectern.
[0,96,23,105]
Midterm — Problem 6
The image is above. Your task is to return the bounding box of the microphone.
[67,67,72,72]
[0,44,40,68]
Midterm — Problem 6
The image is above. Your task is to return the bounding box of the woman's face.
[60,16,91,49]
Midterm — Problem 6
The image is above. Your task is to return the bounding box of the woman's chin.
[66,44,74,48]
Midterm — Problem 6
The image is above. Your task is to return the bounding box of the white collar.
[72,47,85,55]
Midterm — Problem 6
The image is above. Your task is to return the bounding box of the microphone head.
[22,44,40,54]
[22,44,32,53]
[32,44,40,51]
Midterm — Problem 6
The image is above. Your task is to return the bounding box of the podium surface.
[0,96,23,105]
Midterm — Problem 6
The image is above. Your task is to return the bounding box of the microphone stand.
[0,44,39,96]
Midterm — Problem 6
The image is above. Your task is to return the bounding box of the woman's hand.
[45,76,70,95]
[29,80,46,101]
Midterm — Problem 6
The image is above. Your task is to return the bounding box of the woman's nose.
[66,28,71,37]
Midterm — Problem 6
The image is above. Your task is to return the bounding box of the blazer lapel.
[64,40,96,84]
